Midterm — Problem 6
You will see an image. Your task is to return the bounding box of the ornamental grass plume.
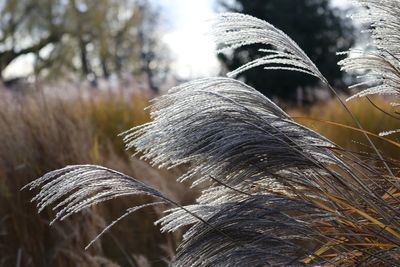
[25,1,400,265]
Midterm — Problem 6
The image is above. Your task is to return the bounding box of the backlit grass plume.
[339,0,400,100]
[26,2,400,266]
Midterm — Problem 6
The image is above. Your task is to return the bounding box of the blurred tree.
[135,0,170,92]
[0,0,63,81]
[217,0,355,103]
[0,0,169,91]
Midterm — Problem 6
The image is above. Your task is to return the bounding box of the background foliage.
[0,0,169,91]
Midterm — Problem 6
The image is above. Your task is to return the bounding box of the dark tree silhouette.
[218,0,355,103]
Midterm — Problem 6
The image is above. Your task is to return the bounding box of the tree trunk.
[101,57,110,79]
[79,39,90,76]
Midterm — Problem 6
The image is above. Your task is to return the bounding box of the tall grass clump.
[0,90,190,266]
[25,1,400,265]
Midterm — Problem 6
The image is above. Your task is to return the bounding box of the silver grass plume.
[166,196,330,267]
[212,13,327,83]
[24,165,170,220]
[124,77,344,188]
[26,11,400,266]
[339,0,400,100]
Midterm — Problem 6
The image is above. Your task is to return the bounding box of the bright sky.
[159,0,220,79]
[4,0,352,80]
